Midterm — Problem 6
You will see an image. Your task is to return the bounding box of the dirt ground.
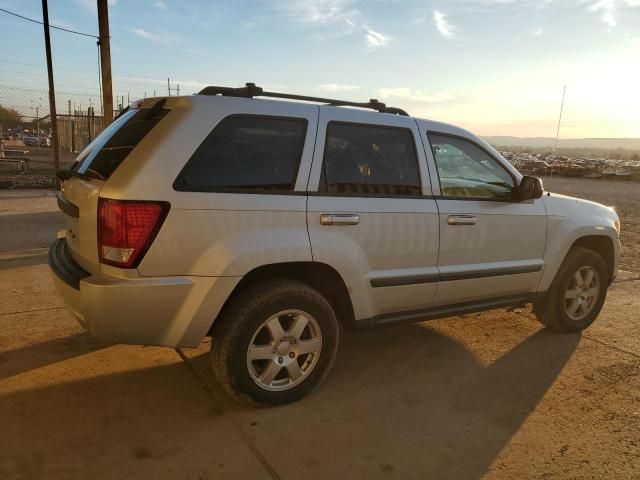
[1,189,639,480]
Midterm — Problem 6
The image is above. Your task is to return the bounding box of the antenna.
[553,85,566,156]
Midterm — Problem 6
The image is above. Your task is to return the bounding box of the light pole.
[553,86,567,157]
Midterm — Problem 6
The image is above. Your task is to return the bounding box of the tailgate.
[59,177,104,274]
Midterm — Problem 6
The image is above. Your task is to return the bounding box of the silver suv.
[50,83,620,406]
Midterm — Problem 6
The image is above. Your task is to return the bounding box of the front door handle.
[447,214,477,226]
[320,214,360,226]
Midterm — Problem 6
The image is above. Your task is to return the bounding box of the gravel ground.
[544,176,639,272]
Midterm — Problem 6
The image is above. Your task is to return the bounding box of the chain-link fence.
[0,84,112,154]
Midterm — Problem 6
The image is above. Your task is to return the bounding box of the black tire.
[210,279,339,406]
[534,247,608,333]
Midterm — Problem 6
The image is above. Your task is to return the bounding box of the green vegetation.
[0,104,21,129]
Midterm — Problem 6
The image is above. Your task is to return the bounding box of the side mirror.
[515,175,543,201]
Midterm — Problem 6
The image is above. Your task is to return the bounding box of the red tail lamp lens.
[98,198,168,268]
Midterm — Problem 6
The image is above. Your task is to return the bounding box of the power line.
[0,7,100,39]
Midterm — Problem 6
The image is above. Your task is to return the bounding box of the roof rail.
[197,82,409,116]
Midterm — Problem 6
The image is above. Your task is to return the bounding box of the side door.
[139,97,319,278]
[306,107,439,323]
[422,131,547,305]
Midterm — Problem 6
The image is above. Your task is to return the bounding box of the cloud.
[153,0,167,9]
[51,18,76,30]
[433,10,454,37]
[590,0,616,27]
[129,28,182,45]
[273,1,390,50]
[364,27,391,49]
[317,84,360,92]
[130,28,163,42]
[533,27,543,36]
[272,0,358,26]
[587,0,640,28]
[377,87,456,103]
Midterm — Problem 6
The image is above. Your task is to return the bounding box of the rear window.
[174,115,307,192]
[320,122,421,196]
[74,105,169,179]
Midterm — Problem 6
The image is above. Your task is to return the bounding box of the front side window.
[321,122,421,196]
[174,115,307,192]
[428,133,514,199]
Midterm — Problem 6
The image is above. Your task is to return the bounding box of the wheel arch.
[208,261,357,334]
[570,235,616,284]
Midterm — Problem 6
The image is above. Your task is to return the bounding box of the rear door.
[306,107,439,320]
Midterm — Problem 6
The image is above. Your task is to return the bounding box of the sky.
[0,0,639,138]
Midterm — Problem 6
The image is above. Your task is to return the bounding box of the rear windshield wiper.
[56,168,105,181]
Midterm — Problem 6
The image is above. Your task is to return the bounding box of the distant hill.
[483,137,640,150]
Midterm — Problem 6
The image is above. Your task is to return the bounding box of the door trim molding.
[370,264,542,288]
[370,273,440,288]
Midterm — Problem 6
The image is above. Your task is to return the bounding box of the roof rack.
[197,83,409,116]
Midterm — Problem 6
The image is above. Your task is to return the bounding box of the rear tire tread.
[211,279,339,406]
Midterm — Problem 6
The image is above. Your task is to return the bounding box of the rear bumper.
[48,239,240,347]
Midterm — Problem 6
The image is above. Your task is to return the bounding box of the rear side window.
[75,106,169,179]
[174,115,307,192]
[320,122,421,196]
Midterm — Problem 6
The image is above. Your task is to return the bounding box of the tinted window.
[75,107,168,179]
[429,134,514,199]
[321,123,421,196]
[175,115,307,192]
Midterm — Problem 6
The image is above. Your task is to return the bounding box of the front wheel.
[211,279,339,406]
[534,247,609,333]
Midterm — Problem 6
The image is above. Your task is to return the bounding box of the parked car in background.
[49,84,621,406]
[22,136,50,147]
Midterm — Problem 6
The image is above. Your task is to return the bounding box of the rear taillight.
[98,198,169,268]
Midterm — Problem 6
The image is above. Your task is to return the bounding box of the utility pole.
[553,85,566,157]
[41,0,60,176]
[167,78,171,96]
[97,0,113,125]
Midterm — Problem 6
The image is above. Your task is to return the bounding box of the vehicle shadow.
[0,321,580,480]
[188,321,580,479]
[0,332,103,380]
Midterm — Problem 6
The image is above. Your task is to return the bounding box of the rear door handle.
[320,214,360,226]
[447,215,477,226]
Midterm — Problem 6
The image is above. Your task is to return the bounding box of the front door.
[306,107,439,321]
[425,132,547,305]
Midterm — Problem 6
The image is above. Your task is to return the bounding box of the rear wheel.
[211,279,339,406]
[534,247,608,333]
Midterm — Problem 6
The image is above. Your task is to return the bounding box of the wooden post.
[41,0,60,176]
[36,106,40,150]
[97,0,114,125]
